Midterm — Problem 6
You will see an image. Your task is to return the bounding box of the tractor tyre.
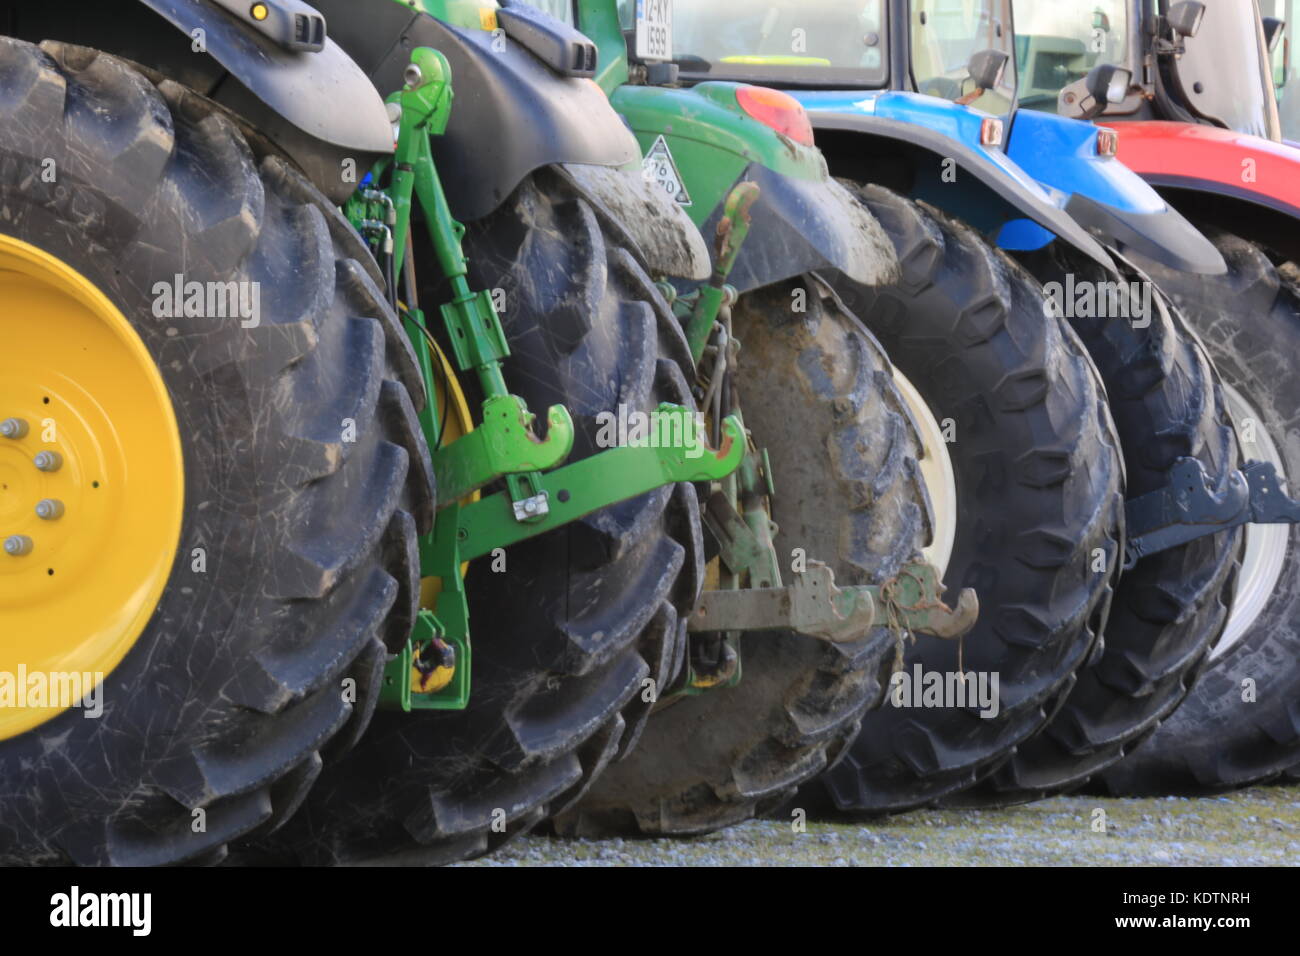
[806,185,1125,813]
[945,246,1241,805]
[553,276,930,837]
[255,168,704,864]
[1098,230,1300,794]
[0,40,432,864]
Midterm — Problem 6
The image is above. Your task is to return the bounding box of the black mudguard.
[812,112,1116,272]
[135,0,392,155]
[1064,193,1226,275]
[699,164,899,295]
[312,1,639,222]
[557,164,711,281]
[6,0,393,202]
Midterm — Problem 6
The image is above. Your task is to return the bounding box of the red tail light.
[735,86,816,148]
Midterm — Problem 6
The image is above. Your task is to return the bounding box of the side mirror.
[967,48,1009,90]
[1167,0,1206,39]
[1060,63,1133,120]
[1087,63,1134,107]
[1262,16,1286,54]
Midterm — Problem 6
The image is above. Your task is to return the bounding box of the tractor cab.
[1015,0,1283,140]
[1259,0,1300,139]
[646,0,1019,127]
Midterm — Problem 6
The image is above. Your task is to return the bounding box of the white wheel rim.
[1213,382,1291,660]
[892,367,958,578]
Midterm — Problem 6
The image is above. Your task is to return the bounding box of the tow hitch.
[689,561,979,643]
[1124,458,1300,567]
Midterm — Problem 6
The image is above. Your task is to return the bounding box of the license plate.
[635,0,673,62]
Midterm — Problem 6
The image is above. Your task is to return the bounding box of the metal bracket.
[1124,458,1300,567]
[439,289,511,372]
[454,409,745,561]
[704,490,777,583]
[433,394,575,503]
[511,491,550,521]
[1242,459,1300,524]
[379,610,471,711]
[688,560,979,643]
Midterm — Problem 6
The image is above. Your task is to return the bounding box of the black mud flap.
[556,164,712,281]
[1065,194,1226,275]
[812,112,1117,272]
[698,163,899,295]
[135,0,392,155]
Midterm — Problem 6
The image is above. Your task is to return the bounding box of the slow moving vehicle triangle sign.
[643,134,692,206]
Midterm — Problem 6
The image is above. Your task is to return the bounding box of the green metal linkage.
[433,394,575,502]
[370,46,578,523]
[686,182,761,364]
[704,491,770,582]
[377,47,509,401]
[355,46,760,713]
[456,410,746,562]
[388,48,453,271]
[680,441,778,696]
[736,437,781,589]
[379,609,472,711]
[381,506,473,712]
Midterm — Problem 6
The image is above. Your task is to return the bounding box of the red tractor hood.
[1115,121,1300,219]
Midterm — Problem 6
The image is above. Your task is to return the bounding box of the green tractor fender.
[611,81,897,293]
[7,0,396,203]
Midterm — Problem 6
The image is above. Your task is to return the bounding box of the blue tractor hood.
[793,90,1224,276]
[1005,109,1225,275]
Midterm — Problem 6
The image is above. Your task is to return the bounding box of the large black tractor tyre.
[252,168,704,864]
[552,277,931,837]
[1097,230,1300,794]
[945,246,1242,805]
[0,40,432,865]
[806,185,1125,813]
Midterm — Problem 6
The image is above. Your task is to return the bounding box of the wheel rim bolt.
[33,451,63,472]
[35,499,64,520]
[0,418,29,439]
[4,535,33,556]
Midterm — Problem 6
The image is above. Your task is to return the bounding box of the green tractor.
[569,26,960,835]
[0,0,747,865]
[452,0,1127,833]
[270,0,971,860]
[548,0,1129,819]
[0,0,977,865]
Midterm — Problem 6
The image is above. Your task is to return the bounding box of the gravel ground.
[461,784,1300,866]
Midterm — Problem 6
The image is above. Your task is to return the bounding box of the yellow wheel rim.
[0,235,184,739]
[418,334,477,610]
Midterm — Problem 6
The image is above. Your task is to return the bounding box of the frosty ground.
[460,784,1300,866]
